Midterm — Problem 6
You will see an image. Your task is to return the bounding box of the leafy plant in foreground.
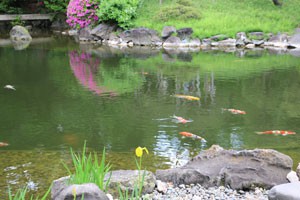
[62,141,112,192]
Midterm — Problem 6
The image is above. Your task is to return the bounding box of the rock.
[297,163,300,178]
[104,170,156,197]
[176,28,193,40]
[201,38,212,48]
[265,33,288,48]
[268,182,300,200]
[54,183,109,200]
[252,40,264,46]
[189,38,201,47]
[287,171,299,182]
[163,36,182,47]
[217,38,236,47]
[91,23,118,40]
[118,27,162,46]
[51,13,69,30]
[210,34,229,41]
[162,26,176,39]
[288,31,300,48]
[245,43,255,49]
[156,145,292,190]
[236,32,247,41]
[156,180,168,194]
[79,27,96,41]
[248,32,264,40]
[9,25,32,50]
[51,176,70,200]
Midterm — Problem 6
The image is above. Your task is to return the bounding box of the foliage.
[8,186,51,200]
[0,0,23,14]
[66,0,99,29]
[44,0,69,13]
[157,2,200,22]
[10,16,25,26]
[96,0,141,29]
[62,141,112,192]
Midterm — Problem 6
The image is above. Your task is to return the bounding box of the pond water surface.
[0,37,300,197]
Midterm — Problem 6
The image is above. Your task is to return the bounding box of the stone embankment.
[63,23,300,56]
[51,145,300,200]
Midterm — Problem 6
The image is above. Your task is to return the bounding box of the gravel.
[141,183,269,200]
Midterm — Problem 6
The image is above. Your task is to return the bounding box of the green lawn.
[134,0,300,38]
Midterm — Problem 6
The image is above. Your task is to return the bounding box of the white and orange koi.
[179,132,207,142]
[0,142,9,147]
[256,130,296,136]
[173,94,200,101]
[222,108,246,115]
[171,115,193,124]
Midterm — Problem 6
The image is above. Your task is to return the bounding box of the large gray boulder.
[163,36,182,47]
[118,27,162,46]
[265,33,288,48]
[10,25,32,42]
[91,23,118,40]
[268,182,300,200]
[161,26,176,39]
[55,183,109,200]
[10,25,32,50]
[176,28,193,40]
[288,31,300,48]
[79,27,97,41]
[156,145,292,190]
[297,163,300,178]
[104,170,156,198]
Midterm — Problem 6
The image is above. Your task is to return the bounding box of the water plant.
[62,141,112,192]
[118,146,149,200]
[8,185,51,200]
[66,0,99,29]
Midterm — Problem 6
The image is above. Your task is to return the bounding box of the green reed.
[62,141,112,192]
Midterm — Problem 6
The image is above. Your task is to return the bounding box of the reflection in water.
[69,50,115,96]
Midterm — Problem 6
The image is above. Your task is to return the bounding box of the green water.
[0,37,300,197]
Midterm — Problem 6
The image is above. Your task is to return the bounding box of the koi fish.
[0,142,9,147]
[179,132,207,142]
[173,94,200,101]
[171,115,193,124]
[256,130,296,136]
[222,108,246,115]
[4,85,16,90]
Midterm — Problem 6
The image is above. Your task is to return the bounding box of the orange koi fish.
[0,142,9,147]
[256,130,296,136]
[222,108,246,115]
[173,94,200,101]
[171,115,193,124]
[179,132,207,142]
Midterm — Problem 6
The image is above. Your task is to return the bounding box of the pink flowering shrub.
[66,0,99,29]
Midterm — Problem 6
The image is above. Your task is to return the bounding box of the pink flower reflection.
[69,51,116,96]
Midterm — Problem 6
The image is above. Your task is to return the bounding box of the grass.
[8,186,51,200]
[62,141,112,193]
[134,0,300,38]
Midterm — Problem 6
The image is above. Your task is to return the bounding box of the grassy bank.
[134,0,300,38]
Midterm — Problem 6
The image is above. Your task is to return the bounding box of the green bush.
[44,0,69,13]
[96,0,141,29]
[157,3,200,22]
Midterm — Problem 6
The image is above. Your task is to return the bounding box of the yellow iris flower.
[135,146,149,157]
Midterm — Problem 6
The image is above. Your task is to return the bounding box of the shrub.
[66,0,99,29]
[157,4,200,22]
[44,0,69,13]
[96,0,141,29]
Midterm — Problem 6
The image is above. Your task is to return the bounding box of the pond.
[0,36,300,197]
